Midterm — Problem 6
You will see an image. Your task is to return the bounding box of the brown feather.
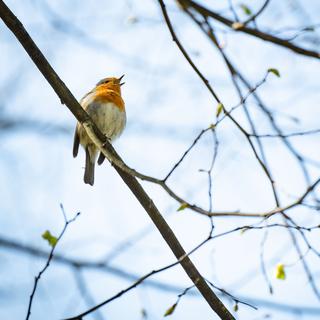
[97,152,105,165]
[84,147,95,186]
[73,128,80,158]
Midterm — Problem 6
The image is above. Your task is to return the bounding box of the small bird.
[73,75,126,186]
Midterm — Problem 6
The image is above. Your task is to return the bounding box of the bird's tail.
[84,147,95,186]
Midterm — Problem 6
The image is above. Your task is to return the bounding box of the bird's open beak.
[118,74,125,86]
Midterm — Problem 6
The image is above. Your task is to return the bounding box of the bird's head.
[96,75,125,93]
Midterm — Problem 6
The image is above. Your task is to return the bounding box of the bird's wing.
[79,89,94,106]
[73,89,95,157]
[73,125,80,158]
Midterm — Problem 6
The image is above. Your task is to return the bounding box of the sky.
[0,0,320,319]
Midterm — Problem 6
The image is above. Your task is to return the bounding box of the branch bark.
[0,1,234,319]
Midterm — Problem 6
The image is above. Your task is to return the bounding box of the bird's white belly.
[87,102,126,141]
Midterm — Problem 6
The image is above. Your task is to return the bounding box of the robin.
[73,75,126,186]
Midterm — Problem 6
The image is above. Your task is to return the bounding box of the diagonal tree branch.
[158,0,221,104]
[26,207,80,320]
[177,0,320,59]
[0,1,234,319]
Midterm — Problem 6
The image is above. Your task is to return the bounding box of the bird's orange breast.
[93,86,125,112]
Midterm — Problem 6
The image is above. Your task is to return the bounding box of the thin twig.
[259,229,273,294]
[158,0,221,104]
[26,205,80,320]
[177,0,320,59]
[250,129,320,138]
[242,0,271,26]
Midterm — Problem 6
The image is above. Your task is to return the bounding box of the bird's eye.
[104,80,110,84]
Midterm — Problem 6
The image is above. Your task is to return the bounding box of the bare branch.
[26,205,80,320]
[177,0,320,59]
[157,0,221,104]
[242,0,271,26]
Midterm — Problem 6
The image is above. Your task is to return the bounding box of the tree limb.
[177,0,320,59]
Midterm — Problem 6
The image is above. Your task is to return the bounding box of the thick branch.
[0,1,234,319]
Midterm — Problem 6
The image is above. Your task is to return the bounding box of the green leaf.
[275,263,286,280]
[177,203,189,212]
[268,68,280,77]
[240,4,252,15]
[164,303,177,317]
[233,303,239,312]
[42,230,58,247]
[216,103,224,117]
[240,227,250,234]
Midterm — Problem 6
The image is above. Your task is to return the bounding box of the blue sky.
[0,0,320,319]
